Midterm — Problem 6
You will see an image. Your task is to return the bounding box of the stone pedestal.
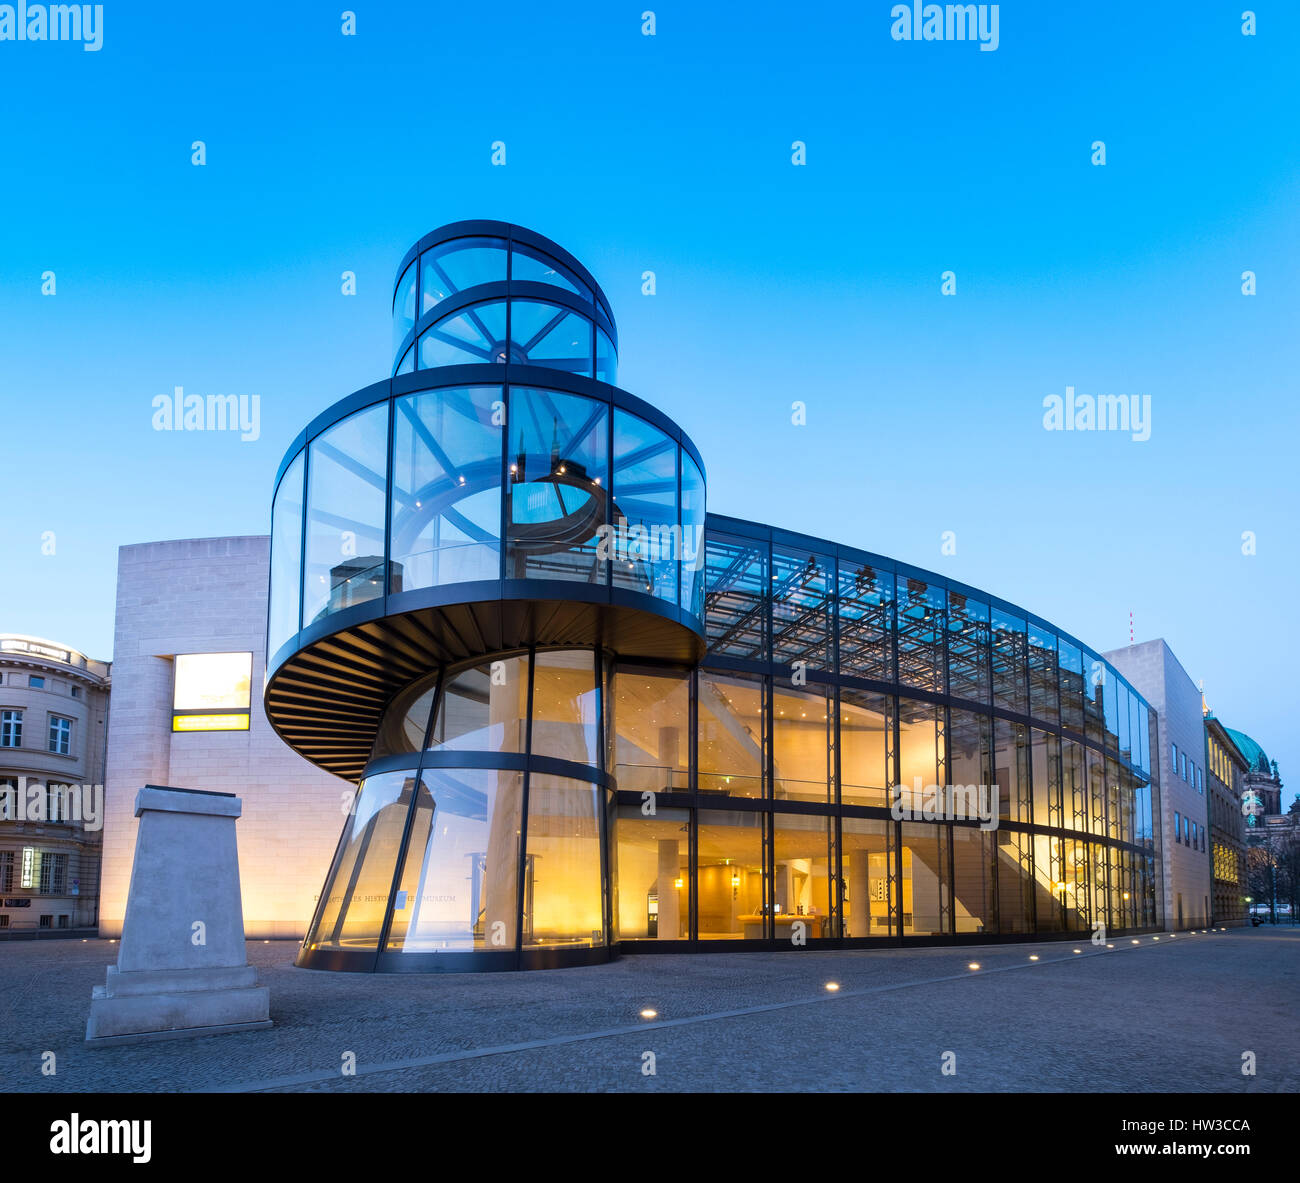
[86,785,271,1045]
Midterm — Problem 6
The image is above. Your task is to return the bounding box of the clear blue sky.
[1,1,1296,796]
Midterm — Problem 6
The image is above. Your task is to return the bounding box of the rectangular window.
[39,914,51,928]
[39,852,67,894]
[1181,752,1187,781]
[48,716,72,756]
[58,914,69,929]
[70,685,81,699]
[1174,811,1181,842]
[172,652,252,732]
[28,675,44,689]
[0,710,21,748]
[0,850,13,893]
[0,915,8,929]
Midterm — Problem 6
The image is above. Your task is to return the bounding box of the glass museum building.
[265,221,1164,972]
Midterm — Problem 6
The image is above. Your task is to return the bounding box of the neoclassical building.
[0,635,110,933]
[264,221,1165,971]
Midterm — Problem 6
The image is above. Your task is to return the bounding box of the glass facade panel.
[996,830,1034,934]
[901,822,949,936]
[773,814,835,939]
[952,826,996,934]
[1087,747,1107,836]
[839,689,892,807]
[705,532,767,659]
[679,453,706,621]
[697,810,764,939]
[387,768,524,952]
[510,243,592,301]
[595,327,617,384]
[897,576,946,695]
[991,608,1028,715]
[1027,624,1059,725]
[391,386,503,590]
[371,672,438,760]
[773,684,831,803]
[1062,836,1090,931]
[531,649,599,766]
[419,299,509,367]
[611,410,678,603]
[523,774,605,947]
[268,451,304,654]
[1033,833,1064,931]
[898,698,939,812]
[512,304,593,376]
[1058,640,1085,734]
[1084,655,1105,745]
[698,670,765,799]
[842,817,894,937]
[612,665,689,793]
[304,402,389,626]
[772,547,831,669]
[616,807,690,939]
[421,236,507,314]
[949,708,992,816]
[994,718,1031,823]
[506,387,608,583]
[393,259,416,358]
[1064,737,1088,833]
[306,771,418,952]
[1030,728,1061,829]
[837,562,894,682]
[429,656,530,754]
[947,591,989,705]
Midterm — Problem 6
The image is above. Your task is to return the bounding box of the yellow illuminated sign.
[172,713,250,733]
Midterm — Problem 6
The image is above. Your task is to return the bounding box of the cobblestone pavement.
[1,928,1295,1093]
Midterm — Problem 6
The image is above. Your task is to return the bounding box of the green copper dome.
[1226,728,1272,777]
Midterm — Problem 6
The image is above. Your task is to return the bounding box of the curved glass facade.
[271,220,1162,972]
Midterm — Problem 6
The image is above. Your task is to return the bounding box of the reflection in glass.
[952,826,995,933]
[595,327,617,384]
[697,810,764,939]
[898,698,939,812]
[371,672,438,760]
[304,403,389,626]
[523,774,605,947]
[506,387,607,582]
[994,718,1031,823]
[680,453,706,620]
[613,665,689,793]
[842,817,893,937]
[991,608,1028,715]
[901,822,949,936]
[839,690,892,806]
[697,670,765,798]
[773,684,830,803]
[612,410,678,603]
[429,656,529,754]
[772,548,831,667]
[393,259,416,358]
[531,649,599,765]
[511,244,592,302]
[898,576,945,694]
[704,532,767,659]
[996,830,1033,934]
[1028,624,1059,724]
[387,768,524,952]
[305,771,417,952]
[268,451,304,654]
[838,563,894,681]
[947,591,989,704]
[773,814,835,939]
[1058,640,1085,733]
[391,386,502,590]
[420,237,507,315]
[616,807,689,939]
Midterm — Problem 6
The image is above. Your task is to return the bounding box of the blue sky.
[0,1,1296,794]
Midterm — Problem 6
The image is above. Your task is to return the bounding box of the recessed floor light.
[1028,955,1039,961]
[967,962,980,971]
[824,982,840,991]
[1072,949,1081,954]
[1131,939,1140,945]
[639,1008,657,1019]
